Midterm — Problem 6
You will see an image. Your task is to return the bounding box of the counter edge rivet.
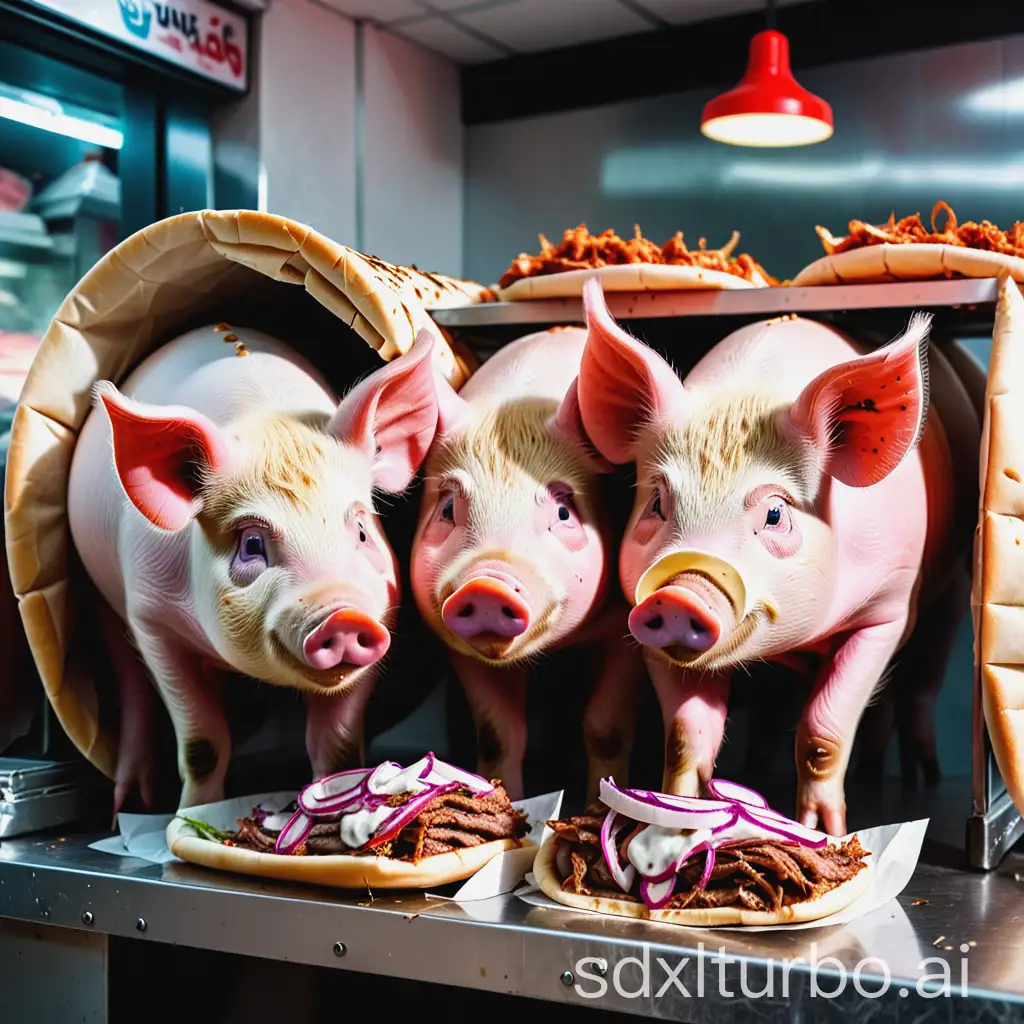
[560,970,574,986]
[333,941,347,957]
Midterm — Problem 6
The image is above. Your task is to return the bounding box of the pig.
[67,323,440,811]
[576,279,976,835]
[410,326,648,801]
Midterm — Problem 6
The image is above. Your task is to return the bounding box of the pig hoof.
[797,780,847,837]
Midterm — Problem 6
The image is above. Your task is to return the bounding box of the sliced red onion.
[736,805,828,847]
[363,781,461,849]
[599,779,735,830]
[298,768,371,814]
[640,874,676,910]
[696,844,715,889]
[416,753,436,780]
[274,807,314,855]
[706,779,769,808]
[425,758,495,796]
[599,809,637,894]
[711,812,740,834]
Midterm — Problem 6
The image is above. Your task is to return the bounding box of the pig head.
[71,328,439,809]
[577,279,935,834]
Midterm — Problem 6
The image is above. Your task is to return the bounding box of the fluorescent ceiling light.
[962,78,1024,115]
[0,94,122,150]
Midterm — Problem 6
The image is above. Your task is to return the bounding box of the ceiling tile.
[318,0,423,22]
[457,0,651,52]
[390,16,507,63]
[630,0,818,25]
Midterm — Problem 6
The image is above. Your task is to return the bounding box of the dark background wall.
[464,35,1024,286]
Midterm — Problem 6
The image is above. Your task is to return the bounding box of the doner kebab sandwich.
[168,753,530,888]
[536,778,871,926]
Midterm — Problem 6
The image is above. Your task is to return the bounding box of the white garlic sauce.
[338,762,429,848]
[627,818,781,876]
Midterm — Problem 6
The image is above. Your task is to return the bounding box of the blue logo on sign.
[118,0,152,38]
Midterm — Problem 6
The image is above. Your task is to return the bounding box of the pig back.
[459,327,586,408]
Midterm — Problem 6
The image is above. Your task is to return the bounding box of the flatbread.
[3,209,487,779]
[793,244,1024,286]
[496,263,764,301]
[166,815,527,889]
[534,834,871,927]
[974,273,1024,818]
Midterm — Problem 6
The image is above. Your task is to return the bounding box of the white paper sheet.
[88,789,562,901]
[513,818,929,932]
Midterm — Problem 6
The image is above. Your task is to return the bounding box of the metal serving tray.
[0,758,105,838]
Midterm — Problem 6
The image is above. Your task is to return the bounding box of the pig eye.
[644,487,666,521]
[441,495,455,523]
[357,521,368,543]
[239,528,267,562]
[762,499,791,533]
[549,485,580,530]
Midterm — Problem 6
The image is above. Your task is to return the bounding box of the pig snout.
[302,609,391,671]
[441,576,531,652]
[629,575,735,656]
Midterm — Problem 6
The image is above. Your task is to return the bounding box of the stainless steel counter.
[429,278,1000,328]
[1,827,1022,1021]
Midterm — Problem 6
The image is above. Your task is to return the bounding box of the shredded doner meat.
[553,823,869,913]
[817,201,1024,257]
[498,223,778,289]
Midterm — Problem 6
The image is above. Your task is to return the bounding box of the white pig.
[410,327,647,801]
[68,324,439,810]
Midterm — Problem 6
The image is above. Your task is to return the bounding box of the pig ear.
[95,381,232,532]
[578,277,687,463]
[434,371,471,437]
[787,313,931,488]
[550,377,614,473]
[330,330,439,493]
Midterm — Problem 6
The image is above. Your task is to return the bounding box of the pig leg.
[893,568,970,789]
[97,602,157,819]
[132,629,231,808]
[647,651,730,796]
[796,619,907,836]
[450,651,528,800]
[581,637,647,802]
[305,671,379,779]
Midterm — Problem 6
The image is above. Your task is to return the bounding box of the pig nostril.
[357,632,371,647]
[690,617,708,635]
[321,639,333,650]
[457,603,475,619]
[501,606,516,619]
[646,615,664,631]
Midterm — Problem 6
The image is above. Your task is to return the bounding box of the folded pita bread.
[974,273,1024,819]
[3,209,487,780]
[793,243,1024,287]
[167,815,526,889]
[534,832,871,927]
[496,263,765,300]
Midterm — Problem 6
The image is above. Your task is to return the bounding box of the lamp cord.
[765,0,777,30]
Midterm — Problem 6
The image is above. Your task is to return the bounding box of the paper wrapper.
[89,789,562,902]
[514,818,928,932]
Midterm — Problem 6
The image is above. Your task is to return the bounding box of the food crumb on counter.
[932,935,946,946]
[235,342,249,357]
[214,323,231,332]
[224,333,239,344]
[911,898,930,906]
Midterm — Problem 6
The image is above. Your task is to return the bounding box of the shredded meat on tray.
[818,201,1024,257]
[548,806,868,913]
[498,223,778,289]
[224,784,528,863]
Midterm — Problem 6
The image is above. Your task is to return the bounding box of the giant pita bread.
[793,244,1024,287]
[533,834,871,927]
[3,209,488,779]
[974,273,1024,820]
[495,263,766,301]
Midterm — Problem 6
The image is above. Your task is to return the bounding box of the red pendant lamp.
[700,0,832,147]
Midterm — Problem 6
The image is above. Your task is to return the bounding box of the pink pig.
[577,280,972,835]
[411,327,647,801]
[67,324,439,811]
